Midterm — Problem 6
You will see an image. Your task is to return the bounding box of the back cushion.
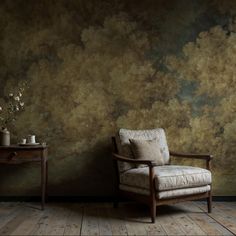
[115,134,135,172]
[117,128,170,172]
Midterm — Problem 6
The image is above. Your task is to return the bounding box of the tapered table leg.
[45,161,48,201]
[41,150,47,210]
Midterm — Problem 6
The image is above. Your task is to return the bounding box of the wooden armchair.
[112,128,213,223]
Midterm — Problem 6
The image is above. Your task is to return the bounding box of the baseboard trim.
[0,196,235,202]
[0,196,114,202]
[211,196,236,201]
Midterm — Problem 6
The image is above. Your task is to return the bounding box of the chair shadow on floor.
[80,201,204,223]
[19,200,206,224]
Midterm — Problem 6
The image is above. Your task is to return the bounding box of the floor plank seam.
[158,222,168,236]
[1,202,236,236]
[195,202,236,236]
[206,213,236,236]
[79,206,84,236]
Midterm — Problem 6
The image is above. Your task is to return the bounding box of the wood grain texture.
[64,204,83,236]
[197,201,236,235]
[81,205,99,236]
[0,201,235,236]
[0,203,22,229]
[11,207,45,235]
[97,207,112,236]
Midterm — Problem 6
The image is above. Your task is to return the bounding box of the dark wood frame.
[0,145,48,210]
[111,137,213,223]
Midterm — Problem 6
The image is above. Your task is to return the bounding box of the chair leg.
[150,199,156,223]
[207,191,212,213]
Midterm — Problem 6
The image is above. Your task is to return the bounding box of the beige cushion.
[120,165,212,191]
[119,184,211,199]
[129,139,164,168]
[117,128,170,172]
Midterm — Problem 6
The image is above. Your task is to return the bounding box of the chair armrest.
[112,153,156,167]
[170,151,213,161]
[170,151,213,170]
[112,153,156,197]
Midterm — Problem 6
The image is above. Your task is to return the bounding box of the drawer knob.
[8,152,17,160]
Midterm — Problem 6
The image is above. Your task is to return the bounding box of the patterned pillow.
[129,139,165,168]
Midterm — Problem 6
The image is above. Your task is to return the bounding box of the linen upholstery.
[115,134,136,172]
[129,139,165,168]
[117,128,170,172]
[119,184,211,199]
[120,165,212,191]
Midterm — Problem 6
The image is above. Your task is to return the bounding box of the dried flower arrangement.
[0,81,28,129]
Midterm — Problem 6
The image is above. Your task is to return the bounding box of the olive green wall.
[0,0,236,196]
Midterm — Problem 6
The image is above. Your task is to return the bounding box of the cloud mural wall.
[0,0,235,196]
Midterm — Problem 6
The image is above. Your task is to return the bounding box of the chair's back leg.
[207,190,212,213]
[150,198,156,223]
[111,136,120,208]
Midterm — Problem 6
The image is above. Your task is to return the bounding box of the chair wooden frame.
[112,137,213,223]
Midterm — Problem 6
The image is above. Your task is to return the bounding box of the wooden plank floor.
[0,201,235,235]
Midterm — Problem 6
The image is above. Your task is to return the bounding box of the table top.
[0,144,48,150]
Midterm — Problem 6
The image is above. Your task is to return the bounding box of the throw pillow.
[129,139,165,168]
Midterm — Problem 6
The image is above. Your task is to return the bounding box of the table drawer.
[0,150,41,163]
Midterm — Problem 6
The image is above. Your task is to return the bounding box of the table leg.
[45,160,48,201]
[41,150,47,210]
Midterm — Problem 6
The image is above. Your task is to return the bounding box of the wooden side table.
[0,145,48,210]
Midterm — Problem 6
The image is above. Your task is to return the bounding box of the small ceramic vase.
[0,127,10,146]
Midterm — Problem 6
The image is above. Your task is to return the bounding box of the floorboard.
[63,204,83,236]
[0,201,235,236]
[197,201,236,235]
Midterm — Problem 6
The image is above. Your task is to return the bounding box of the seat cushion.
[120,165,212,191]
[117,128,170,172]
[119,184,211,199]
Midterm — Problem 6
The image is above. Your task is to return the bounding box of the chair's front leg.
[149,165,156,223]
